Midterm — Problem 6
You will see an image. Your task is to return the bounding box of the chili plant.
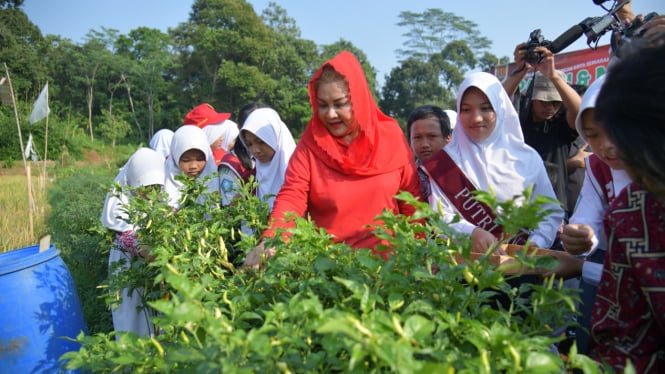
[63,177,601,373]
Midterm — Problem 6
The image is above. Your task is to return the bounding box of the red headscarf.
[300,51,413,176]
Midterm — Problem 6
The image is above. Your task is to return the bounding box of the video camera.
[523,29,551,65]
[523,0,658,64]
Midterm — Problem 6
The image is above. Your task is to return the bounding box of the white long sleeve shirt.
[568,167,631,285]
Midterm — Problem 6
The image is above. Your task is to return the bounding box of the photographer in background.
[503,44,584,219]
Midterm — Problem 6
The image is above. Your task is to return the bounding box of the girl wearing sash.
[422,72,563,253]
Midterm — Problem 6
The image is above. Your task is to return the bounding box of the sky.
[22,0,664,86]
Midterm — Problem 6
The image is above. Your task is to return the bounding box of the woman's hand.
[471,227,498,253]
[136,245,156,262]
[243,241,276,270]
[560,223,595,255]
[542,250,584,280]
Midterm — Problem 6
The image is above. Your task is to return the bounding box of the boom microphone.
[581,14,616,45]
[548,24,586,53]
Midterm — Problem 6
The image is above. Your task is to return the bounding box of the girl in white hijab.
[552,75,633,355]
[427,71,564,251]
[149,129,174,160]
[202,120,240,167]
[240,108,296,211]
[203,120,240,155]
[100,147,165,338]
[164,126,219,208]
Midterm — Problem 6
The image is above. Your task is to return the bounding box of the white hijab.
[240,108,296,210]
[574,74,631,192]
[202,120,240,152]
[444,109,457,129]
[100,148,165,232]
[149,129,174,159]
[445,71,545,202]
[164,125,219,208]
[575,75,605,139]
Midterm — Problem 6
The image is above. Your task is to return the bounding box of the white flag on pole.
[24,134,33,159]
[29,83,49,124]
[24,134,39,162]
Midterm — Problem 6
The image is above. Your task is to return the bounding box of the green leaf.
[313,257,336,273]
[388,292,405,312]
[238,311,263,321]
[524,351,561,372]
[171,302,204,321]
[317,317,363,341]
[403,315,435,341]
[332,276,364,298]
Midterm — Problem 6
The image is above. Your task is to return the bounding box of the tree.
[115,27,174,139]
[260,1,301,39]
[0,6,53,164]
[431,40,476,90]
[98,108,130,147]
[478,51,510,73]
[381,57,453,123]
[170,0,274,112]
[168,0,320,137]
[254,2,318,135]
[381,8,502,123]
[0,0,24,9]
[38,35,85,112]
[0,7,46,96]
[396,8,491,62]
[320,40,379,101]
[76,28,120,141]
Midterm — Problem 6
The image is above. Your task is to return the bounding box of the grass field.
[0,168,51,252]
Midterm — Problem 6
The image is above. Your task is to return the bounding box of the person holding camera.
[502,43,584,219]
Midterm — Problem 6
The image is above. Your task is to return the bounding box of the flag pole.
[42,81,49,188]
[3,63,34,240]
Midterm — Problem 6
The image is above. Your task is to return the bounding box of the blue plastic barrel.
[0,244,88,373]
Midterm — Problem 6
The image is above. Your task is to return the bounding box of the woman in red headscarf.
[244,51,421,267]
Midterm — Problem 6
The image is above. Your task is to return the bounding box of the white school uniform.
[100,147,165,338]
[569,75,631,286]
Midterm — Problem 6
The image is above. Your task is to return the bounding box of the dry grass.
[0,166,51,253]
[0,146,135,253]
